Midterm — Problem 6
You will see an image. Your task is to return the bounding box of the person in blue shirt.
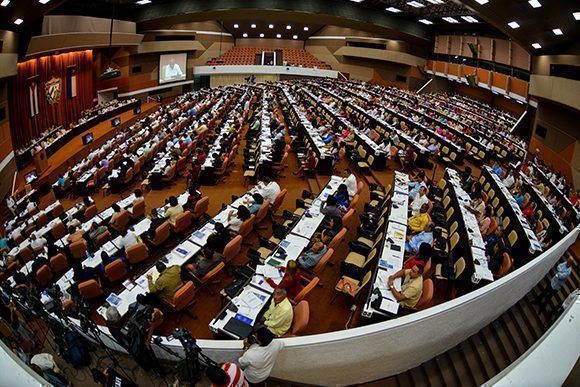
[405,223,434,254]
[334,184,350,212]
[248,193,264,214]
[57,174,67,188]
[491,162,503,178]
[532,255,575,314]
[484,226,504,255]
[97,251,127,273]
[513,187,525,208]
[297,242,328,270]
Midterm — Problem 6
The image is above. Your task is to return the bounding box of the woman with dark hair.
[334,184,351,212]
[321,216,343,244]
[227,205,251,233]
[478,205,494,235]
[321,195,340,218]
[185,184,202,210]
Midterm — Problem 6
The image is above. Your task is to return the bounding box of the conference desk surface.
[15,101,159,192]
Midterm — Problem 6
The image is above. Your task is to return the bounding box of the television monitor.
[133,106,141,115]
[111,117,121,127]
[159,53,187,84]
[82,133,94,145]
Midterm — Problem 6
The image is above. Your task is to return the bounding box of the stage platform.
[15,102,159,192]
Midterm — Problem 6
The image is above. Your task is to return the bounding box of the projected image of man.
[164,58,184,81]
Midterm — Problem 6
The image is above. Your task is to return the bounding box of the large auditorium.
[0,0,578,386]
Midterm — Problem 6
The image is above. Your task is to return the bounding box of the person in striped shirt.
[207,363,249,387]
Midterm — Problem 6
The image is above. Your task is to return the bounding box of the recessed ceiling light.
[474,0,488,4]
[1,0,10,6]
[461,16,479,23]
[407,1,425,8]
[14,18,23,25]
[386,7,401,12]
[508,21,520,29]
[531,43,542,49]
[574,12,580,21]
[268,24,274,29]
[419,19,433,25]
[233,24,239,28]
[242,33,248,37]
[426,0,444,4]
[135,0,150,4]
[251,24,256,28]
[442,17,459,23]
[276,34,281,38]
[528,0,541,8]
[259,33,264,38]
[552,28,563,35]
[39,0,50,3]
[286,25,292,30]
[292,35,298,39]
[349,0,364,2]
[303,26,309,31]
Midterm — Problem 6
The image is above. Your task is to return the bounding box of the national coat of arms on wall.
[45,77,62,104]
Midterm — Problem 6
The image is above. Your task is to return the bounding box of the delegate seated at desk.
[265,260,303,300]
[387,265,424,308]
[408,203,430,234]
[227,205,251,234]
[260,287,293,337]
[405,223,434,254]
[209,222,231,254]
[164,196,184,226]
[184,243,222,280]
[146,262,182,303]
[257,177,280,204]
[297,241,327,271]
[320,196,340,219]
[248,194,264,214]
[119,228,139,251]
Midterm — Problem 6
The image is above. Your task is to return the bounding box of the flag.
[26,77,40,117]
[66,65,77,99]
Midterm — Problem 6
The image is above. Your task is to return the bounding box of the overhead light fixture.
[303,26,309,31]
[442,17,459,23]
[268,24,274,29]
[242,33,248,37]
[407,1,425,8]
[39,0,50,3]
[276,34,281,38]
[461,16,479,23]
[259,33,265,37]
[474,0,488,4]
[531,43,542,49]
[552,28,563,35]
[349,0,364,2]
[574,12,580,21]
[508,21,520,29]
[13,18,23,25]
[135,0,150,4]
[426,0,444,4]
[233,24,239,28]
[386,7,402,12]
[292,35,298,39]
[286,25,292,30]
[419,19,434,25]
[251,24,256,28]
[1,0,10,6]
[528,0,541,8]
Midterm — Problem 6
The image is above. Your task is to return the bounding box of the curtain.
[8,50,95,149]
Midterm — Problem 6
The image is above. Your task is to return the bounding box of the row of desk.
[210,176,347,338]
[481,166,542,259]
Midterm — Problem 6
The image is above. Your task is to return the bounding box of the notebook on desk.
[224,317,253,339]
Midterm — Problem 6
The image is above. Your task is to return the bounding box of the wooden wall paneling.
[494,39,510,66]
[450,36,461,56]
[509,77,528,97]
[512,42,531,71]
[492,72,508,91]
[477,68,490,86]
[434,60,446,74]
[448,62,458,77]
[479,37,493,61]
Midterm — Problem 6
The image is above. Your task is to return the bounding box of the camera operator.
[238,326,284,384]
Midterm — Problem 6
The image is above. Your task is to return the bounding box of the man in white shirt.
[502,170,516,189]
[344,169,357,196]
[238,327,284,384]
[258,177,281,203]
[119,228,139,251]
[30,233,48,252]
[164,58,184,81]
[409,186,429,214]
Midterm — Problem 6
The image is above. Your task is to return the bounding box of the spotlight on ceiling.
[14,18,23,25]
[243,33,248,37]
[407,1,425,8]
[386,7,401,12]
[251,24,256,28]
[531,43,542,49]
[268,24,274,29]
[233,24,239,28]
[552,28,563,35]
[292,35,298,39]
[259,33,265,38]
[419,19,434,25]
[0,0,10,6]
[528,0,541,8]
[508,21,520,29]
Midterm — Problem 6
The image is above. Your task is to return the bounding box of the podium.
[33,147,49,175]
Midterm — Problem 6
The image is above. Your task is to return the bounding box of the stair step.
[480,325,509,373]
[422,359,446,387]
[435,353,461,387]
[447,346,478,386]
[458,340,487,384]
[466,335,494,381]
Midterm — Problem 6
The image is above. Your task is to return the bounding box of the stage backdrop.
[8,50,94,149]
